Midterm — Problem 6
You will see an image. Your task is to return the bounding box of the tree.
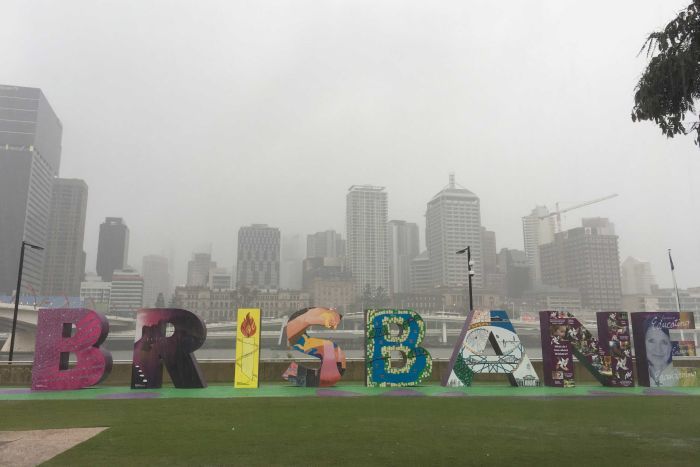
[632,1,700,145]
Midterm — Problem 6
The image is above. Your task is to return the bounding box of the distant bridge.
[0,304,134,353]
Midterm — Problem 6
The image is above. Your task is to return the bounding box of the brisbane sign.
[28,306,697,391]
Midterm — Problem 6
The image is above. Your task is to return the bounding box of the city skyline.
[2,1,699,290]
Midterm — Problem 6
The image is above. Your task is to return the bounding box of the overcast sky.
[3,0,699,287]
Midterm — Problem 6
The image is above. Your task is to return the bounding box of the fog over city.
[3,0,699,287]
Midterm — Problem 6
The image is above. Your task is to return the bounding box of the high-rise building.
[142,255,171,307]
[425,174,483,289]
[210,267,232,290]
[346,185,389,295]
[539,218,622,311]
[110,268,143,317]
[409,251,431,292]
[187,252,216,287]
[80,273,111,314]
[498,248,532,299]
[280,234,304,290]
[307,230,345,258]
[387,220,420,295]
[96,217,129,282]
[621,257,657,295]
[0,85,62,294]
[522,206,556,284]
[41,178,88,296]
[236,224,281,290]
[481,228,498,275]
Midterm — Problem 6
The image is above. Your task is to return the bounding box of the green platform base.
[3,383,700,400]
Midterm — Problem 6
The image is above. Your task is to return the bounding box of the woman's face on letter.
[645,327,671,369]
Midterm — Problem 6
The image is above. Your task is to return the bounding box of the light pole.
[9,240,44,363]
[456,246,475,313]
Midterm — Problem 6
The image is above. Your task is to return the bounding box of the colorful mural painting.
[31,308,112,391]
[282,307,346,387]
[131,308,207,389]
[443,310,539,387]
[539,311,635,388]
[631,312,698,387]
[365,309,432,387]
[234,308,261,388]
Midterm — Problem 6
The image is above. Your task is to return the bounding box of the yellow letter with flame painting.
[235,308,261,388]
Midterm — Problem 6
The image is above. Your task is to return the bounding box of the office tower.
[409,251,431,292]
[522,206,556,283]
[346,185,389,295]
[387,220,420,295]
[621,257,657,295]
[142,255,171,307]
[281,234,304,290]
[41,178,88,296]
[307,230,345,258]
[539,218,622,311]
[425,174,483,289]
[80,273,111,314]
[210,267,232,290]
[110,268,144,317]
[187,252,216,287]
[96,217,129,282]
[236,224,281,290]
[302,257,349,291]
[0,85,62,294]
[498,248,532,298]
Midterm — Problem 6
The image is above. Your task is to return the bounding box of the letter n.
[539,311,634,388]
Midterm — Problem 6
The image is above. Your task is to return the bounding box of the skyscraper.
[0,85,62,294]
[522,205,556,284]
[187,252,216,287]
[539,218,622,311]
[307,230,345,258]
[142,254,171,307]
[425,174,483,289]
[346,185,389,294]
[41,178,88,296]
[110,268,144,317]
[621,257,657,295]
[236,224,281,290]
[280,234,304,290]
[96,217,129,282]
[387,220,419,295]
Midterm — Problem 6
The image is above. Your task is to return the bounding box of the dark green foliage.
[633,1,700,145]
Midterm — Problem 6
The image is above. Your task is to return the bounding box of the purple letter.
[131,308,207,389]
[539,311,634,388]
[32,308,112,391]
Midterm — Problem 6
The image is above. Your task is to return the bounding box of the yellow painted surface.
[234,308,261,388]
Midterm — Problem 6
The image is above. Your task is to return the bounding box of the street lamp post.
[456,246,475,313]
[8,240,44,363]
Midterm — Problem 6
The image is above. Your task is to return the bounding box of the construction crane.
[538,193,618,233]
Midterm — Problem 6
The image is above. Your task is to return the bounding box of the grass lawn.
[1,395,699,466]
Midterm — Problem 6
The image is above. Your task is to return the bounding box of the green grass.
[1,396,699,466]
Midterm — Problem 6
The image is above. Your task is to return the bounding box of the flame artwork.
[235,308,261,388]
[240,313,257,338]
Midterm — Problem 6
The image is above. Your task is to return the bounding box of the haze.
[3,0,698,287]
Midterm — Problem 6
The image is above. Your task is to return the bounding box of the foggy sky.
[3,0,699,288]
